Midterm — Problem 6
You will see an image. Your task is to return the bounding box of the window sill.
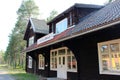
[50,69,57,71]
[100,71,120,75]
[38,68,44,70]
[67,69,77,72]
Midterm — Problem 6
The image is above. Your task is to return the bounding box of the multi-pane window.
[28,56,32,68]
[50,47,77,72]
[67,49,77,71]
[98,39,120,75]
[50,51,57,70]
[39,54,45,69]
[29,36,34,46]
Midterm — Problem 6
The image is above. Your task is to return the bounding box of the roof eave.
[47,3,103,25]
[26,19,120,53]
[23,20,31,40]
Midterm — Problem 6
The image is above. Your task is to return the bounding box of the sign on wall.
[37,32,54,44]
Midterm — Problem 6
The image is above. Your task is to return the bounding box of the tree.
[47,10,58,22]
[0,50,5,64]
[17,0,39,19]
[5,0,40,68]
[109,0,112,2]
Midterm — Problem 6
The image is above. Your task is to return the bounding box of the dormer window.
[30,26,32,29]
[29,36,34,46]
[70,12,72,26]
[56,18,67,34]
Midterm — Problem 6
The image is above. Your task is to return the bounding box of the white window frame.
[50,47,77,72]
[50,50,58,70]
[29,36,34,46]
[38,54,45,69]
[67,49,77,72]
[98,39,120,75]
[28,56,32,68]
[55,18,68,34]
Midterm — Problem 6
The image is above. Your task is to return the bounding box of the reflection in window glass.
[102,60,108,70]
[72,56,77,69]
[63,57,65,65]
[67,56,71,69]
[110,43,119,52]
[67,49,77,71]
[29,36,34,46]
[28,56,32,68]
[51,51,57,69]
[59,49,65,55]
[56,18,67,34]
[59,57,61,65]
[98,39,120,75]
[100,45,108,53]
[39,54,44,69]
[55,57,57,68]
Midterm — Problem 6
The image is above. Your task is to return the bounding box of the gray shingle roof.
[30,18,49,34]
[24,0,120,52]
[71,0,120,34]
[47,3,103,24]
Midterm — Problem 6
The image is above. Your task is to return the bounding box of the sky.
[0,0,108,51]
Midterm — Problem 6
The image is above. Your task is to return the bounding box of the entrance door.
[57,49,67,79]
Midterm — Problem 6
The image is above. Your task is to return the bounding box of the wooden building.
[23,1,120,80]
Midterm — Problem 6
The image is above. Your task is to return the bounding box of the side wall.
[65,24,120,80]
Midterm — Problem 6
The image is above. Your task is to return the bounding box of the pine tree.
[5,0,39,68]
[47,10,58,22]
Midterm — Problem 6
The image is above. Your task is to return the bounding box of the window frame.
[55,18,68,34]
[38,54,45,70]
[98,39,120,75]
[28,56,32,68]
[50,50,58,70]
[50,47,77,72]
[29,36,34,46]
[67,49,77,72]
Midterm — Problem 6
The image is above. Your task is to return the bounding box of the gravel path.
[0,70,15,80]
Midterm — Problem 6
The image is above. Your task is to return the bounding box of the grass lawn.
[0,64,39,80]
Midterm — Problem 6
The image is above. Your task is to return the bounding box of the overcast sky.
[0,0,108,51]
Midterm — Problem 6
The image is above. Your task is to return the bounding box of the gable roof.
[24,18,49,40]
[30,18,49,34]
[24,0,120,52]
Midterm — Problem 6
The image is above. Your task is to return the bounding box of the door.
[57,49,67,79]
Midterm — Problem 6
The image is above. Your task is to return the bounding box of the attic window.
[29,36,34,46]
[30,26,32,29]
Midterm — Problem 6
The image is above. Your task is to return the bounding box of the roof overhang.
[47,3,103,24]
[24,18,120,53]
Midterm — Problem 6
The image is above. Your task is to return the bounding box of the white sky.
[0,0,108,51]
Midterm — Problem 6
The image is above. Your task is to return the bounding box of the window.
[28,56,32,68]
[29,36,34,46]
[56,18,67,34]
[70,12,72,26]
[50,47,77,72]
[38,54,45,69]
[67,49,77,71]
[50,51,57,70]
[98,39,120,75]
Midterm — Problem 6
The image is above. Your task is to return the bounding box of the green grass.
[11,72,39,80]
[0,64,39,80]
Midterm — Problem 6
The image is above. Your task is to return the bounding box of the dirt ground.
[0,69,15,80]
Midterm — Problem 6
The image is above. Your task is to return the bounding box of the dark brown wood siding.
[65,23,120,80]
[49,7,99,34]
[26,28,35,47]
